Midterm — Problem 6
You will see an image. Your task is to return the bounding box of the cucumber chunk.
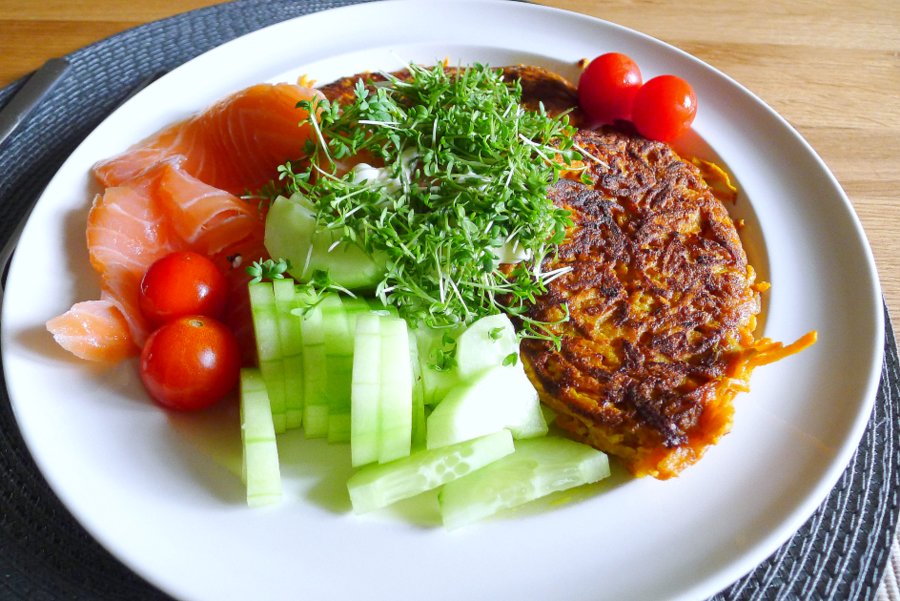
[351,313,382,466]
[413,324,463,405]
[301,297,328,437]
[248,281,287,433]
[347,430,514,514]
[426,364,546,450]
[454,313,519,381]
[378,316,412,463]
[321,294,352,424]
[264,195,386,290]
[240,368,282,506]
[327,296,371,442]
[272,278,304,430]
[408,328,426,451]
[439,436,610,529]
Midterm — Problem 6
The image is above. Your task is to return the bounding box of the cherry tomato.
[139,251,228,326]
[631,75,698,142]
[577,53,643,124]
[139,316,241,411]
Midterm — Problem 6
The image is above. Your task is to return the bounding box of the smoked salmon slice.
[156,161,263,256]
[48,81,318,362]
[46,300,136,362]
[84,165,186,347]
[93,83,322,196]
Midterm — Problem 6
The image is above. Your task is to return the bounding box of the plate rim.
[0,1,886,600]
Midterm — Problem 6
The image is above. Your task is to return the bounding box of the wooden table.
[1,0,898,597]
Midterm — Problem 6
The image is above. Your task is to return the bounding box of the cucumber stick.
[347,430,514,514]
[272,278,304,430]
[426,364,547,449]
[248,282,287,433]
[439,436,610,529]
[240,368,282,506]
[379,316,412,463]
[408,328,426,451]
[301,298,328,437]
[327,296,370,443]
[320,294,352,440]
[351,313,381,466]
[351,313,413,466]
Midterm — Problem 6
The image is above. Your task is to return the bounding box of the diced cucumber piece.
[248,282,287,433]
[426,364,546,449]
[421,364,460,406]
[321,294,352,415]
[240,368,281,506]
[326,296,371,442]
[248,282,281,362]
[455,313,519,381]
[413,323,463,405]
[347,430,515,514]
[273,278,304,430]
[408,328,426,451]
[378,316,412,463]
[301,297,328,437]
[264,195,386,290]
[439,436,610,529]
[351,313,382,466]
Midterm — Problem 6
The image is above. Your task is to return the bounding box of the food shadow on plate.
[164,412,452,525]
[60,176,103,304]
[165,396,247,504]
[142,389,636,525]
[279,432,443,527]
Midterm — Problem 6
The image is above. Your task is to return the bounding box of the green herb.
[247,258,292,283]
[240,180,282,209]
[289,269,357,317]
[427,332,458,372]
[488,327,504,341]
[248,260,352,316]
[280,62,578,343]
[502,352,519,367]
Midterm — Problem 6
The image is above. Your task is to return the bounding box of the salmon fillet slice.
[46,300,135,362]
[93,83,322,195]
[48,80,320,362]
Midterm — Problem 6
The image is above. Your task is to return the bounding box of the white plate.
[1,1,884,600]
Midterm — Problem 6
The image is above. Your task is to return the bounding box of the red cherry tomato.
[631,75,698,142]
[577,53,643,124]
[139,251,228,326]
[139,316,241,411]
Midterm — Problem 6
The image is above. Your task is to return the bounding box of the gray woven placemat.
[0,1,897,599]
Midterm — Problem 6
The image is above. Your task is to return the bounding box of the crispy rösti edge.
[519,128,816,479]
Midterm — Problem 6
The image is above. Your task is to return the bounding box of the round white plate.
[1,1,884,600]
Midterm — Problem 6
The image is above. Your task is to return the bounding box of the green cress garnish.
[278,62,581,345]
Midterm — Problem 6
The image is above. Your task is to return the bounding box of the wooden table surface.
[1,0,898,597]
